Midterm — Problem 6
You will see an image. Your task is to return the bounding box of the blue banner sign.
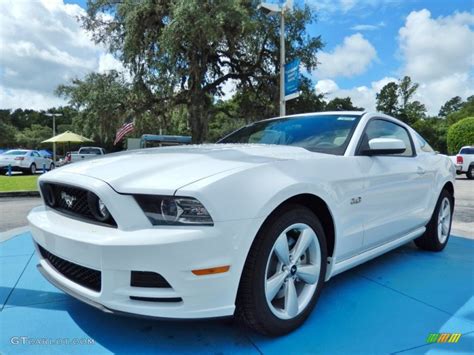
[284,59,301,101]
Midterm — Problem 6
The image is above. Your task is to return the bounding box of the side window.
[415,132,434,153]
[359,119,413,157]
[32,152,40,157]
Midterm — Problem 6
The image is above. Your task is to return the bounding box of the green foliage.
[324,97,363,111]
[375,76,426,124]
[83,0,322,142]
[447,117,474,154]
[412,118,448,153]
[447,96,474,125]
[439,96,463,118]
[376,82,398,116]
[15,124,53,149]
[56,71,131,149]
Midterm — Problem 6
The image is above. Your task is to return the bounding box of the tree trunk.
[188,94,208,143]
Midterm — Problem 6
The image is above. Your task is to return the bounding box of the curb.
[0,191,40,198]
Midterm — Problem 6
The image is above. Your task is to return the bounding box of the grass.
[0,175,39,192]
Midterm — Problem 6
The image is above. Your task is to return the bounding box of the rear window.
[4,150,28,155]
[460,147,474,154]
[79,148,102,155]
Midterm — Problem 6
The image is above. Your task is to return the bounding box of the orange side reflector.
[192,265,230,276]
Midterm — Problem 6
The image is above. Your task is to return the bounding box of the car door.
[356,118,431,250]
[32,151,45,169]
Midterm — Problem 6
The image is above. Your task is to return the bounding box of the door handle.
[417,166,426,175]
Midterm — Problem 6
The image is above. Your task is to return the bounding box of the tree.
[376,82,399,116]
[439,96,463,118]
[56,71,131,148]
[324,97,363,111]
[447,96,474,125]
[375,76,426,124]
[412,118,448,153]
[15,124,52,149]
[82,0,322,142]
[447,117,474,154]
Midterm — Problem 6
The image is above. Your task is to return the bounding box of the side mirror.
[361,138,406,156]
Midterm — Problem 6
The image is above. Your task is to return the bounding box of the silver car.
[0,150,55,175]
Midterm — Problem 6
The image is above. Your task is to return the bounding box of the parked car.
[66,147,106,164]
[0,149,55,174]
[28,112,455,335]
[452,146,474,179]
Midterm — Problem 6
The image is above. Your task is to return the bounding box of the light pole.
[258,1,293,117]
[45,113,63,162]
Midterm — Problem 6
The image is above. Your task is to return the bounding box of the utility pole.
[279,11,285,117]
[258,1,293,117]
[45,113,63,162]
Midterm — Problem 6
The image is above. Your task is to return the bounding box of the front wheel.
[237,205,327,336]
[414,189,453,251]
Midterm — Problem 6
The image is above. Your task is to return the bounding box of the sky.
[0,0,473,115]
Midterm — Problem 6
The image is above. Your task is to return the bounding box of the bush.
[447,117,474,154]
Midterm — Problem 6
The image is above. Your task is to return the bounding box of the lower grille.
[38,244,101,292]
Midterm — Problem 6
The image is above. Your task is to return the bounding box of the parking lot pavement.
[0,197,41,232]
[1,232,473,354]
[453,177,473,239]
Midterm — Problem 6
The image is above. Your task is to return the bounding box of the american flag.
[114,119,135,145]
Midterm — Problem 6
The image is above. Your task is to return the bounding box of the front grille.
[40,182,116,227]
[38,244,102,292]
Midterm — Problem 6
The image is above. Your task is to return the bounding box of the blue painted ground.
[0,232,473,354]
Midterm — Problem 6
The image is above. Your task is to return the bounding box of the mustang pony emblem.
[61,191,76,208]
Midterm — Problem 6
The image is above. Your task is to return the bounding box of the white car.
[28,112,455,335]
[453,146,474,179]
[0,149,55,175]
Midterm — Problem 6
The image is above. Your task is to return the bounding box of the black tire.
[29,163,36,175]
[414,189,453,252]
[467,166,473,179]
[50,163,55,171]
[236,204,327,336]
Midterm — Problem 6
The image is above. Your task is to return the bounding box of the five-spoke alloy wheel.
[415,189,453,252]
[265,223,321,320]
[237,204,327,336]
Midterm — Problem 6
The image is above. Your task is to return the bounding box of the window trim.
[355,117,417,158]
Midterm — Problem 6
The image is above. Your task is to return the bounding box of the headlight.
[134,195,214,226]
[87,192,112,222]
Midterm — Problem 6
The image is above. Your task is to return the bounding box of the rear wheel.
[29,163,36,175]
[467,165,473,179]
[49,163,55,171]
[237,205,327,336]
[414,189,453,251]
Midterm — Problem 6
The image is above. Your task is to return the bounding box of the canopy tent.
[42,131,94,161]
[42,131,93,143]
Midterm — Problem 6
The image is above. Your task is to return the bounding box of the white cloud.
[351,22,385,31]
[316,9,474,115]
[0,0,123,110]
[315,77,397,111]
[397,9,474,114]
[315,33,377,78]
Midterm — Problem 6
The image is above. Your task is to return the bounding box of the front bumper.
[28,205,263,319]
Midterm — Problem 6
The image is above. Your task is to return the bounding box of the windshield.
[4,150,28,156]
[218,114,362,155]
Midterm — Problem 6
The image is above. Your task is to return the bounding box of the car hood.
[53,144,316,194]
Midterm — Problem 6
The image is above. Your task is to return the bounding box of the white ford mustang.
[28,111,455,335]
